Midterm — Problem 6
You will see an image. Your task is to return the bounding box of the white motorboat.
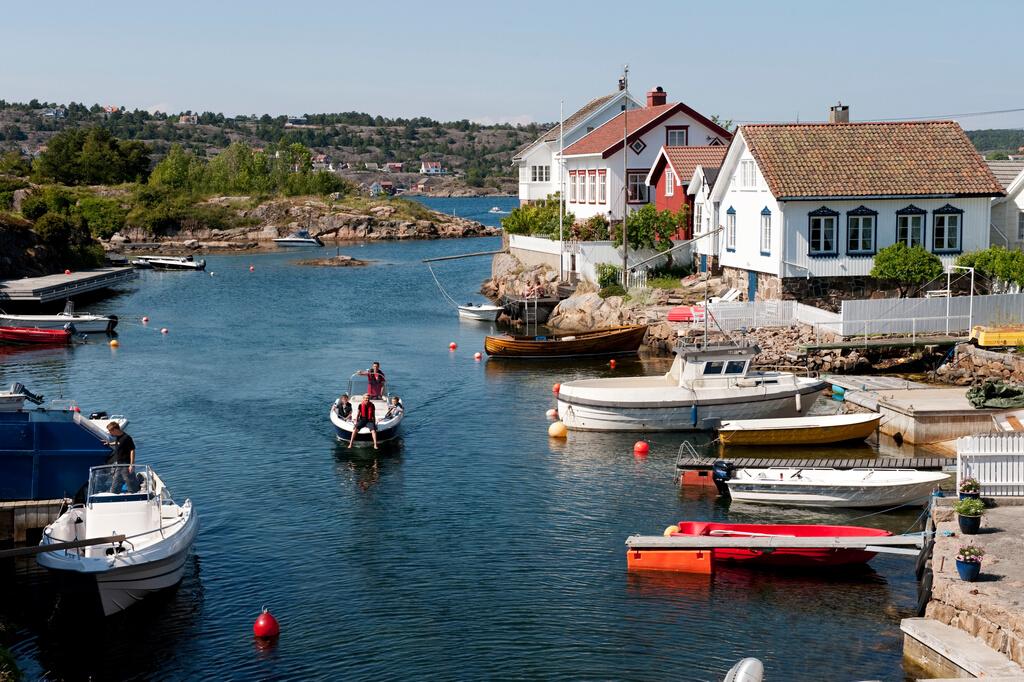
[132,255,206,271]
[330,371,404,445]
[0,300,118,334]
[37,464,198,615]
[273,230,324,247]
[712,463,948,508]
[556,345,826,432]
[87,411,129,433]
[458,303,504,321]
[488,207,506,214]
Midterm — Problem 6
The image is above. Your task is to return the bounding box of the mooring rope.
[425,262,461,310]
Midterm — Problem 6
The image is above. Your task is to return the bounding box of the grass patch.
[648,275,683,289]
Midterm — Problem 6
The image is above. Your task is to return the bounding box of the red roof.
[652,146,729,186]
[562,103,732,158]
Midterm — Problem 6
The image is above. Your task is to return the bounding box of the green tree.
[870,243,944,297]
[501,195,573,238]
[986,151,1010,161]
[0,150,32,176]
[611,204,684,252]
[78,196,129,239]
[34,128,151,185]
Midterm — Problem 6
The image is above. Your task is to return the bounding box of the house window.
[933,204,964,252]
[597,171,606,203]
[694,203,703,234]
[846,206,877,255]
[760,208,771,255]
[1018,212,1024,241]
[740,160,756,189]
[579,172,588,203]
[588,171,597,204]
[665,168,675,197]
[530,165,550,182]
[626,171,648,203]
[666,127,688,146]
[896,205,925,247]
[808,207,839,256]
[568,172,576,203]
[726,207,736,251]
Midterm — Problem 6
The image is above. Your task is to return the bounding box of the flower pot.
[959,492,980,500]
[958,514,982,535]
[956,559,981,582]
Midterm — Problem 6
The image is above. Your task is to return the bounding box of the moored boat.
[458,303,504,321]
[273,230,324,247]
[37,464,198,616]
[0,300,117,334]
[718,412,881,446]
[132,255,206,271]
[557,345,826,432]
[485,324,648,359]
[0,326,72,345]
[712,462,948,508]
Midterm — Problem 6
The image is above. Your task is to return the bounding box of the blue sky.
[2,0,1021,129]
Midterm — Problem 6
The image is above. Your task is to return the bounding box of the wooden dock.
[799,335,965,352]
[0,267,136,303]
[627,533,924,551]
[678,455,955,471]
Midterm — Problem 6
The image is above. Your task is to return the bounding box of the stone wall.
[481,253,560,302]
[935,343,1024,386]
[717,266,912,312]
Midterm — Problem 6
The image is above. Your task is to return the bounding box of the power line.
[734,106,1024,125]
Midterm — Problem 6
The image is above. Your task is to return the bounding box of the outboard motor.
[106,315,119,334]
[11,382,44,405]
[712,459,736,496]
[89,411,109,420]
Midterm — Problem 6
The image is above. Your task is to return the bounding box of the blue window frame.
[725,207,736,252]
[807,206,839,257]
[896,205,926,248]
[760,207,771,256]
[846,206,878,256]
[933,204,964,254]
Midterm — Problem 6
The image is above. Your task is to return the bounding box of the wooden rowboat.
[718,412,880,446]
[484,325,648,359]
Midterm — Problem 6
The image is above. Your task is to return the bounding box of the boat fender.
[690,404,698,427]
[106,315,118,334]
[712,460,735,496]
[795,390,802,412]
[663,524,679,537]
[915,538,934,580]
[916,569,933,617]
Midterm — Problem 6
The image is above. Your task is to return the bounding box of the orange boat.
[483,325,648,359]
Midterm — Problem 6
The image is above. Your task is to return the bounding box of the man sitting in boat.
[334,393,352,421]
[105,422,139,493]
[348,394,379,449]
[385,395,403,420]
[357,362,386,399]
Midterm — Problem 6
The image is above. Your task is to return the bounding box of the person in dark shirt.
[106,422,138,493]
[348,394,378,449]
[334,393,352,421]
[358,362,386,399]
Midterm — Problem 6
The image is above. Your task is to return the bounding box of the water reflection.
[332,440,404,493]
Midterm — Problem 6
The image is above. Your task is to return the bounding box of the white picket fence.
[956,435,1024,497]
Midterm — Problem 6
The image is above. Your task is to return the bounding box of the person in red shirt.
[358,362,386,399]
[348,394,378,449]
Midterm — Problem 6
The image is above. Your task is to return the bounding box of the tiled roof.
[740,121,1005,199]
[986,160,1024,190]
[563,103,733,158]
[512,92,619,160]
[664,146,729,184]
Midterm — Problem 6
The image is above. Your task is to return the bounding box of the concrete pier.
[0,499,66,545]
[0,267,136,303]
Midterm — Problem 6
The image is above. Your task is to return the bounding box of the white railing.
[956,435,1024,497]
[623,269,648,290]
[810,314,972,345]
[707,300,796,331]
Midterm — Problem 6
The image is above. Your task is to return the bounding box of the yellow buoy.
[547,421,568,438]
[109,339,119,348]
[663,524,680,537]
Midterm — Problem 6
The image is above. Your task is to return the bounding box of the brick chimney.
[829,102,850,123]
[647,86,667,107]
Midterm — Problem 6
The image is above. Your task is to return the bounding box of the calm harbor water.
[2,199,927,680]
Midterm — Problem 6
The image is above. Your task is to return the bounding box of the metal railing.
[811,314,972,346]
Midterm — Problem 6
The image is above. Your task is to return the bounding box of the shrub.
[957,247,1024,289]
[952,498,985,517]
[596,263,621,288]
[956,545,984,563]
[870,243,944,297]
[20,193,48,220]
[501,195,573,238]
[0,191,12,211]
[77,196,128,239]
[609,203,686,251]
[573,214,609,241]
[599,284,627,299]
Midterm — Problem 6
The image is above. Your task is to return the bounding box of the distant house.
[379,181,395,196]
[312,154,332,171]
[645,145,728,239]
[42,107,66,119]
[706,110,1005,302]
[687,163,725,273]
[369,182,384,197]
[420,161,443,175]
[286,116,308,126]
[988,160,1024,249]
[385,162,404,173]
[178,114,199,125]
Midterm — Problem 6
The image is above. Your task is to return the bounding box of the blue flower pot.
[956,559,981,582]
[959,492,980,500]
[958,514,982,535]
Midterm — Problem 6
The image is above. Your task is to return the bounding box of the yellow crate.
[970,325,1024,347]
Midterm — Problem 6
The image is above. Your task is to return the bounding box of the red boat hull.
[672,521,892,567]
[0,327,71,344]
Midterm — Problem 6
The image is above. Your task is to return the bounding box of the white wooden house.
[988,160,1024,249]
[706,116,1005,302]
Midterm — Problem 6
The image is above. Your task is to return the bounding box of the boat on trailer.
[273,230,324,247]
[37,464,198,615]
[0,300,117,334]
[329,371,404,446]
[485,325,648,359]
[557,345,826,432]
[458,303,505,321]
[718,412,881,446]
[131,255,206,271]
[712,462,948,508]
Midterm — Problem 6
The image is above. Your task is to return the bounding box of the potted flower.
[953,497,985,535]
[955,545,984,582]
[959,477,981,500]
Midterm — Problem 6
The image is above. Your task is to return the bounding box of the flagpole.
[559,99,564,282]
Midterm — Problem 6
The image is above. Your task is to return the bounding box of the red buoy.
[633,441,650,456]
[249,265,255,272]
[253,607,280,639]
[160,327,169,335]
[609,359,616,369]
[474,352,482,361]
[64,269,72,275]
[71,406,81,413]
[552,383,560,394]
[141,316,149,324]
[449,342,457,351]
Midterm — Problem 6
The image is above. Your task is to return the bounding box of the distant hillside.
[0,100,549,191]
[966,128,1024,154]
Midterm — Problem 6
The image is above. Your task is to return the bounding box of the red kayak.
[670,521,892,567]
[0,326,72,345]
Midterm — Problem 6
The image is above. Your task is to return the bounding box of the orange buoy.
[552,383,560,394]
[548,421,568,438]
[474,352,482,361]
[633,441,650,456]
[545,408,557,419]
[64,269,71,275]
[609,359,616,369]
[141,316,149,324]
[449,342,457,351]
[109,339,119,348]
[160,327,169,335]
[253,607,280,639]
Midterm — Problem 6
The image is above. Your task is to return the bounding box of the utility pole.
[621,64,629,282]
[558,99,564,282]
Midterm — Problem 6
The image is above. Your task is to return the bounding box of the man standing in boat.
[106,422,137,493]
[348,394,379,449]
[358,362,386,399]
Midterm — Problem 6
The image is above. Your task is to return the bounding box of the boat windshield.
[87,464,155,502]
[347,371,393,401]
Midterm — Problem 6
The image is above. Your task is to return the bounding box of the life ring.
[916,569,933,617]
[915,538,934,580]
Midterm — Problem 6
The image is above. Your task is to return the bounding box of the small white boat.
[458,303,505,321]
[718,412,881,446]
[273,230,324,247]
[557,345,826,432]
[0,300,118,334]
[37,464,198,616]
[993,408,1024,432]
[330,371,404,446]
[132,255,206,271]
[713,464,948,508]
[86,411,129,433]
[488,207,506,214]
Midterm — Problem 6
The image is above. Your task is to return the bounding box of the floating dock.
[0,267,136,303]
[677,455,954,487]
